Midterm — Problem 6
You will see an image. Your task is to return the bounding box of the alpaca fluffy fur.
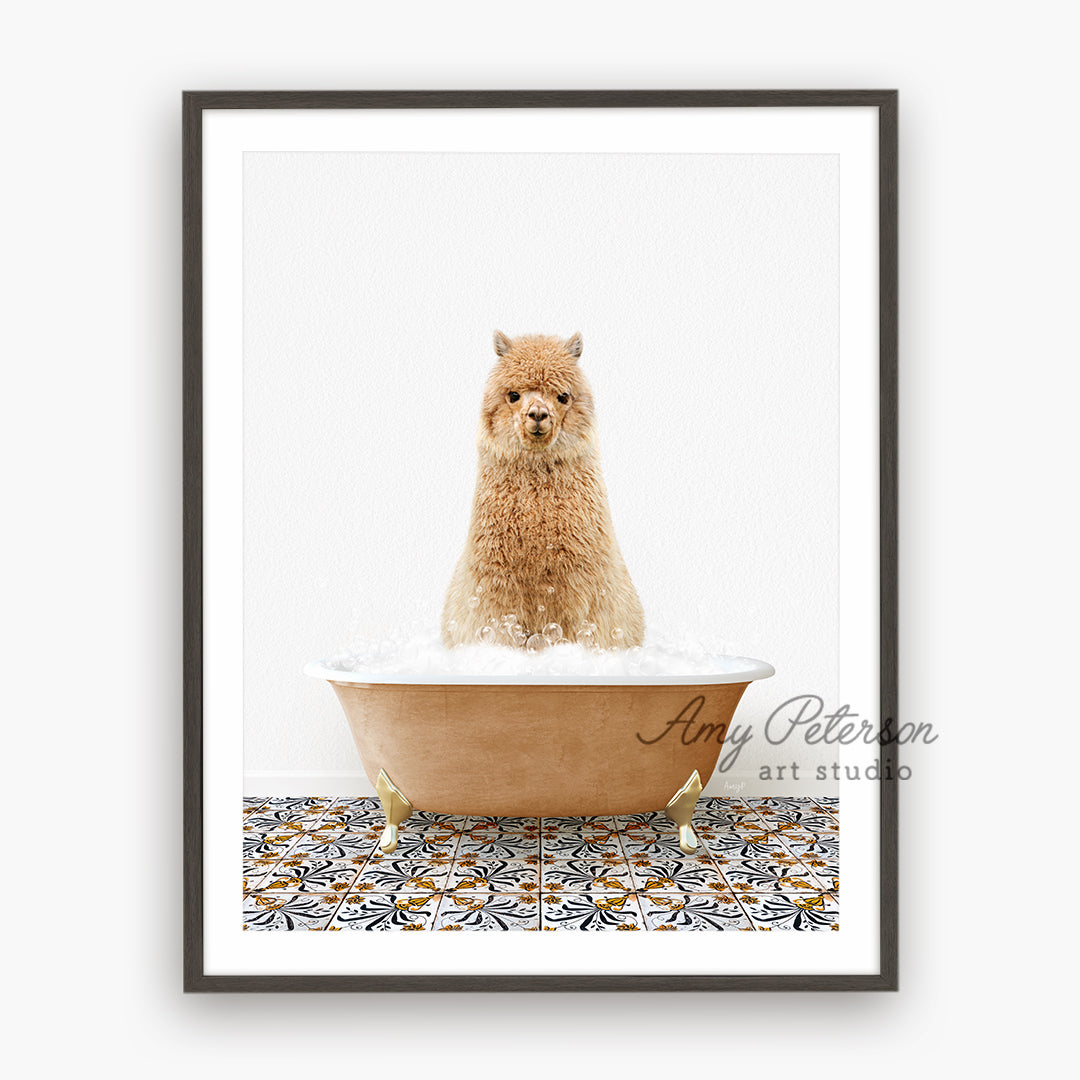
[441,331,645,649]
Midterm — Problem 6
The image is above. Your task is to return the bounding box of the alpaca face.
[480,331,596,460]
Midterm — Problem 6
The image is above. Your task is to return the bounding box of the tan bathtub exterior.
[326,680,753,818]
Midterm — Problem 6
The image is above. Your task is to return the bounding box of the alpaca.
[441,331,644,649]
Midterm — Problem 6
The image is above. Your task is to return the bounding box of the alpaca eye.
[557,393,569,405]
[508,391,520,402]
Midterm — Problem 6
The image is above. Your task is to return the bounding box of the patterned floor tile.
[703,830,793,860]
[261,796,335,813]
[353,858,453,893]
[365,848,453,868]
[640,892,755,931]
[736,891,840,931]
[374,831,459,859]
[627,857,731,895]
[321,806,389,830]
[812,796,840,812]
[397,825,464,842]
[795,853,838,873]
[243,858,279,892]
[328,796,381,811]
[540,891,646,930]
[290,830,383,859]
[699,796,756,813]
[434,892,540,930]
[458,832,540,858]
[614,811,671,834]
[243,808,330,833]
[243,822,319,846]
[404,811,470,829]
[691,807,767,830]
[541,832,623,859]
[720,859,823,894]
[260,858,363,894]
[242,796,839,931]
[328,892,440,931]
[802,863,840,893]
[297,819,359,839]
[545,823,619,844]
[242,832,303,859]
[465,816,541,833]
[243,891,343,930]
[542,816,617,833]
[769,812,841,834]
[541,859,635,893]
[620,831,707,861]
[447,858,541,893]
[745,796,820,812]
[775,833,840,859]
[724,817,783,835]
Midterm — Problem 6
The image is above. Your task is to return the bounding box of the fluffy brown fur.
[442,331,645,649]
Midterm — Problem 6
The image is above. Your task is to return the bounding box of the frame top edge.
[181,89,898,111]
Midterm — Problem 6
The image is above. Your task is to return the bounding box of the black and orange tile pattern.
[242,795,839,931]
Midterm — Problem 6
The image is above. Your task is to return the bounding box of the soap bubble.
[467,596,480,609]
[537,604,545,613]
[326,620,753,679]
[546,585,555,594]
[580,625,597,648]
[599,589,606,597]
[475,583,484,594]
[612,627,624,642]
[501,613,517,625]
[546,543,554,549]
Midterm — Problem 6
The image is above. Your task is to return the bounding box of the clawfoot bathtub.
[304,658,774,854]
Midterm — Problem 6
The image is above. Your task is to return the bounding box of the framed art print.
[183,90,898,990]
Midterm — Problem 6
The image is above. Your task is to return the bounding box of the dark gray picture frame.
[183,89,898,992]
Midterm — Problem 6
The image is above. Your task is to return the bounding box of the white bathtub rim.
[303,656,775,687]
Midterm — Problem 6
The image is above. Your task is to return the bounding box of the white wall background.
[6,0,1076,1075]
[242,151,839,790]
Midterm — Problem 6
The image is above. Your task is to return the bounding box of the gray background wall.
[242,151,840,793]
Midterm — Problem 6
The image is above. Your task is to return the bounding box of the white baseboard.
[245,770,838,802]
[704,772,841,799]
[244,771,375,798]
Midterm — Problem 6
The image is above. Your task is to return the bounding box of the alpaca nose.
[527,404,549,423]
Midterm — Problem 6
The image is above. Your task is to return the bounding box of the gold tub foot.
[664,769,704,854]
[375,769,414,854]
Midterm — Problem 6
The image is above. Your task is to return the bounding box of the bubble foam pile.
[321,629,754,678]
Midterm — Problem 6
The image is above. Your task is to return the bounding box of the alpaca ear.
[493,330,512,357]
[565,332,583,359]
